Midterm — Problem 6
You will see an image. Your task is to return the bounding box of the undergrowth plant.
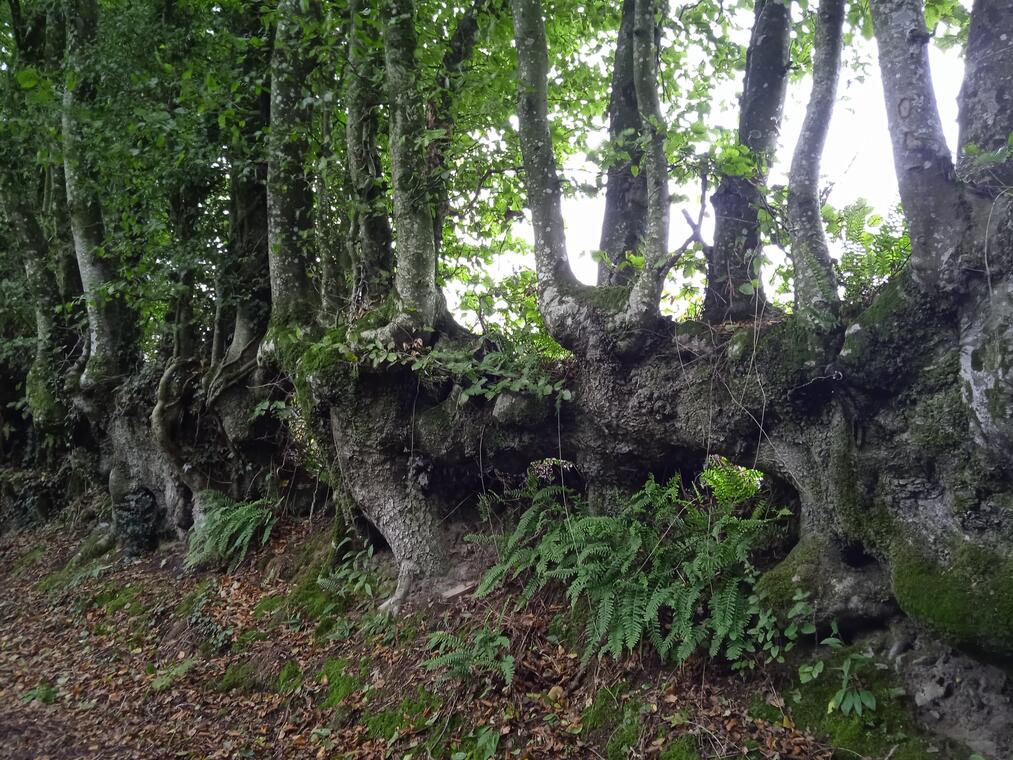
[476,461,791,666]
[799,621,879,717]
[185,491,278,572]
[316,537,378,609]
[424,625,515,688]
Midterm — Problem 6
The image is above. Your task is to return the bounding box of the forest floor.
[0,511,971,760]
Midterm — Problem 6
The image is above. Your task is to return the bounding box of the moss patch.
[582,682,628,732]
[217,662,260,693]
[361,686,442,741]
[658,735,701,760]
[606,700,645,760]
[891,541,1013,656]
[90,583,144,616]
[755,535,825,614]
[318,657,368,709]
[252,593,286,619]
[277,661,303,693]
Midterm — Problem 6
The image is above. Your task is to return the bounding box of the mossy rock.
[890,540,1013,657]
[217,662,260,693]
[755,535,826,613]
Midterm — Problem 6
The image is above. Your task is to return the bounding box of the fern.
[424,625,515,687]
[475,461,789,667]
[185,491,278,572]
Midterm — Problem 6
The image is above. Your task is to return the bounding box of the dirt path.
[0,519,842,760]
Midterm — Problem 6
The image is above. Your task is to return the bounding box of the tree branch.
[510,0,586,348]
[598,0,648,286]
[267,0,322,325]
[621,0,674,339]
[703,0,790,323]
[786,0,844,332]
[346,0,393,313]
[957,0,1013,191]
[870,0,964,289]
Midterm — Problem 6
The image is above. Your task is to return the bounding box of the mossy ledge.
[890,540,1013,657]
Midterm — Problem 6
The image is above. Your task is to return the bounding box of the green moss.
[908,385,968,455]
[277,661,303,693]
[658,736,701,760]
[252,593,286,619]
[754,319,821,386]
[789,649,963,760]
[37,556,108,596]
[318,657,367,709]
[362,686,442,741]
[547,604,591,652]
[90,583,144,615]
[25,359,64,427]
[583,284,632,313]
[747,697,782,724]
[838,276,943,390]
[606,700,644,760]
[77,530,115,563]
[217,662,260,693]
[235,628,268,650]
[755,536,826,613]
[890,541,1013,656]
[582,682,628,731]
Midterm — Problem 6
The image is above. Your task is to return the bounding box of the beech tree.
[0,0,1011,676]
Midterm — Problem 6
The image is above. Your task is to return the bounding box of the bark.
[268,0,322,326]
[703,0,790,323]
[0,192,67,431]
[166,182,204,361]
[870,0,966,291]
[510,0,588,348]
[380,0,439,340]
[786,0,843,334]
[620,0,673,339]
[317,102,352,320]
[346,0,394,312]
[62,0,138,393]
[598,0,648,286]
[957,0,1013,191]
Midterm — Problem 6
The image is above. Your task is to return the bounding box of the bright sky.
[515,33,966,288]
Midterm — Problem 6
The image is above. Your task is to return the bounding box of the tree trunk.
[597,0,648,286]
[62,0,138,394]
[267,0,322,326]
[703,0,790,323]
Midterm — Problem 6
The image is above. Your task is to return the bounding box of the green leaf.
[15,68,41,89]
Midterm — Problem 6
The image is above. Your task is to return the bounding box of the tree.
[0,0,1010,663]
